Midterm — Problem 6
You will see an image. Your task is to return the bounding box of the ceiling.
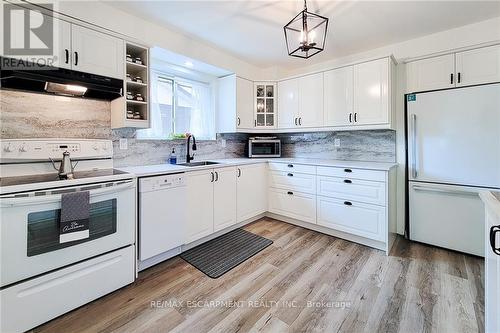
[105,1,500,69]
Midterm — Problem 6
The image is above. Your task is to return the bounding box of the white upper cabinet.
[353,58,389,126]
[277,73,324,129]
[456,45,500,87]
[53,19,72,69]
[236,77,255,129]
[277,78,299,128]
[406,54,455,93]
[71,25,124,79]
[217,75,255,132]
[255,82,277,128]
[324,66,353,127]
[298,73,324,128]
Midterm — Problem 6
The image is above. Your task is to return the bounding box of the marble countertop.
[479,191,500,217]
[117,158,397,178]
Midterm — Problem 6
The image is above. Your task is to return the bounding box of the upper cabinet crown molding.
[406,44,500,93]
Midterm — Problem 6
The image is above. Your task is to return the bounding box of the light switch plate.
[119,138,128,150]
[334,138,341,147]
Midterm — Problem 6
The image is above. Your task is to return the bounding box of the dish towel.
[60,191,90,243]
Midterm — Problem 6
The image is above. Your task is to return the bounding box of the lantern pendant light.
[284,0,329,59]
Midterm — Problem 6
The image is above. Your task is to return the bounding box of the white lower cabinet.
[317,196,386,241]
[268,188,316,223]
[237,164,267,222]
[186,167,238,243]
[186,169,215,243]
[213,167,237,232]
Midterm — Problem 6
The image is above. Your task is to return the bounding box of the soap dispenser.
[169,148,177,165]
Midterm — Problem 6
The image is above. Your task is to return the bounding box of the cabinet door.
[255,83,276,128]
[186,170,214,243]
[353,58,389,126]
[71,25,124,79]
[268,188,316,223]
[298,73,324,127]
[237,77,255,129]
[237,164,267,222]
[456,45,500,87]
[213,167,237,232]
[53,19,72,69]
[317,196,386,241]
[324,66,353,126]
[406,54,455,93]
[277,78,299,129]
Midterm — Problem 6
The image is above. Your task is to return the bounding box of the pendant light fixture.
[284,0,329,59]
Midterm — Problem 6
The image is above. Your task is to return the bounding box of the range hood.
[0,57,123,100]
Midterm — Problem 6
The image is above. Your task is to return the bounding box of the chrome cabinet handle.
[237,117,240,126]
[410,114,418,179]
[349,113,352,123]
[215,171,219,182]
[294,118,298,126]
[298,117,302,126]
[237,168,241,177]
[210,172,214,182]
[354,113,357,123]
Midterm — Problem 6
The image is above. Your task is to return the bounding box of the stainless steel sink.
[177,161,220,167]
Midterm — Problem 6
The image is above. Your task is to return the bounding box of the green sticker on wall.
[407,94,416,102]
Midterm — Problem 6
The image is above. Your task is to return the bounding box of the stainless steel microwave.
[248,137,281,158]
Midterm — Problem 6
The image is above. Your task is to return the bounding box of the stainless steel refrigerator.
[407,83,500,256]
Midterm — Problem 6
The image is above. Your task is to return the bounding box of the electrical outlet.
[119,138,128,150]
[221,139,227,148]
[334,138,341,147]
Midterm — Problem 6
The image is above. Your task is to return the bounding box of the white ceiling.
[105,1,500,69]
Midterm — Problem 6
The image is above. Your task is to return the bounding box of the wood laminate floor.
[33,218,484,333]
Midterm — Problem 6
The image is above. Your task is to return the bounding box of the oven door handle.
[0,181,135,207]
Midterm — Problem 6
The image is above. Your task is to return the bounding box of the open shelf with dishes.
[111,42,150,129]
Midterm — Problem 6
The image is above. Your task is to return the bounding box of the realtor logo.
[3,3,53,56]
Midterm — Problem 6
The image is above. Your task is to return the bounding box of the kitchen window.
[137,71,215,140]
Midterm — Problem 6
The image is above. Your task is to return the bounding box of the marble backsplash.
[1,90,396,167]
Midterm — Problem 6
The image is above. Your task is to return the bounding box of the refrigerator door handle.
[412,185,478,197]
[410,114,418,178]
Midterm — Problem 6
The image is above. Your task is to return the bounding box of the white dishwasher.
[139,173,186,270]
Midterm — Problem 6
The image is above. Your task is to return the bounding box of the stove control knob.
[19,144,27,152]
[3,144,13,152]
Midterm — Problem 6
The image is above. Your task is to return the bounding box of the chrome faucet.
[49,151,79,179]
[185,134,197,163]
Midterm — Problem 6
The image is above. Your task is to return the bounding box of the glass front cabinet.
[254,82,277,129]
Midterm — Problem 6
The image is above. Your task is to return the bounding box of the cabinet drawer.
[268,188,316,223]
[317,166,386,182]
[268,162,316,175]
[1,246,134,333]
[317,197,386,241]
[269,171,316,194]
[317,176,386,205]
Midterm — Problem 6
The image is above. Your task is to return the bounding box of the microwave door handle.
[0,181,134,207]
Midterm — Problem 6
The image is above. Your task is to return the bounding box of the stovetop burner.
[0,169,128,187]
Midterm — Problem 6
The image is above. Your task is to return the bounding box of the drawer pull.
[344,201,352,206]
[287,164,294,168]
[287,191,294,195]
[287,173,294,177]
[344,168,352,173]
[344,179,352,184]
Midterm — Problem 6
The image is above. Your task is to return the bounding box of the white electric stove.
[0,139,136,333]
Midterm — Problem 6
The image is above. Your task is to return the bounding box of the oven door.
[0,179,136,287]
[249,140,281,157]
